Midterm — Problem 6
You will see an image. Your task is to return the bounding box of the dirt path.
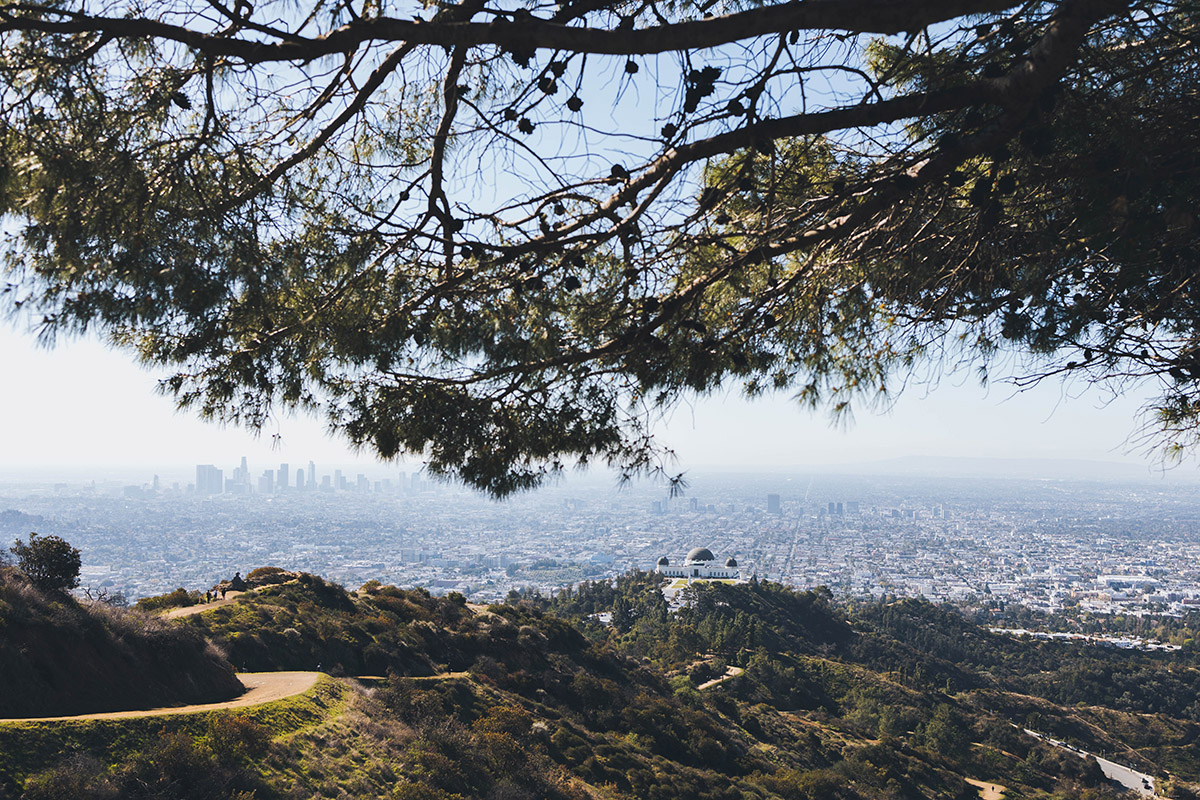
[465,602,502,619]
[697,666,745,691]
[410,671,470,681]
[353,671,471,684]
[0,672,320,724]
[966,779,1007,800]
[163,590,249,619]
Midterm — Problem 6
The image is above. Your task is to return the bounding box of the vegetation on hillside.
[9,534,80,594]
[7,567,1200,800]
[180,575,477,676]
[0,675,346,800]
[136,588,205,613]
[0,567,242,719]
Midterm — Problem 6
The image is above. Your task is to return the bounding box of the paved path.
[0,672,320,724]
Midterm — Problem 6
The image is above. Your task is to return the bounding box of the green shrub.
[10,534,81,594]
[204,715,270,765]
[135,588,200,612]
[20,755,116,800]
[246,567,293,587]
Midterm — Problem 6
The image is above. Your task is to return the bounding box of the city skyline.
[6,465,1200,608]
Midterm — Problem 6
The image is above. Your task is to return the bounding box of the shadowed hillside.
[0,567,242,718]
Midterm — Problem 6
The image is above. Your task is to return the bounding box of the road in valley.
[1024,728,1156,797]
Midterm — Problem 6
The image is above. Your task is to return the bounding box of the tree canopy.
[10,532,82,593]
[1,0,1196,494]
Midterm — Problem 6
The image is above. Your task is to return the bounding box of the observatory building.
[655,547,741,581]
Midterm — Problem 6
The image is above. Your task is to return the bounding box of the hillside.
[0,566,242,719]
[5,568,1200,800]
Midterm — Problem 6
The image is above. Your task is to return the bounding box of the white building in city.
[656,547,741,581]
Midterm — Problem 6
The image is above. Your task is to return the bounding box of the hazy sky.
[0,321,1181,485]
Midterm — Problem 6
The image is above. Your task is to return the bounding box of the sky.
[0,321,1186,487]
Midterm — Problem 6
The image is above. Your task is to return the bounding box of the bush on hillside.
[22,729,269,800]
[136,588,202,612]
[204,715,271,765]
[21,754,117,800]
[245,566,296,587]
[10,533,81,594]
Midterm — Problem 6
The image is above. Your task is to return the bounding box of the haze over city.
[6,307,1200,612]
[1,324,1189,483]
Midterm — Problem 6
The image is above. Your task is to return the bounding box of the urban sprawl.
[4,462,1200,620]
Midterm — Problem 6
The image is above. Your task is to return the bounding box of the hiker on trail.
[220,586,227,599]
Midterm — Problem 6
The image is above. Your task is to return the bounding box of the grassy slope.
[7,571,1200,800]
[0,674,345,795]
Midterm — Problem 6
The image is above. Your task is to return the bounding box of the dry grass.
[264,683,414,800]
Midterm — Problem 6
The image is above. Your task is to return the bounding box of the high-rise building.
[308,461,316,485]
[296,471,305,490]
[225,455,251,493]
[767,494,781,514]
[258,470,274,494]
[196,464,223,495]
[278,463,289,489]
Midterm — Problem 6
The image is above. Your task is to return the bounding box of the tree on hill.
[1,0,1196,494]
[10,532,82,594]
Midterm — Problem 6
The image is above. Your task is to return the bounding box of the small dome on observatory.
[656,556,670,566]
[725,557,738,567]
